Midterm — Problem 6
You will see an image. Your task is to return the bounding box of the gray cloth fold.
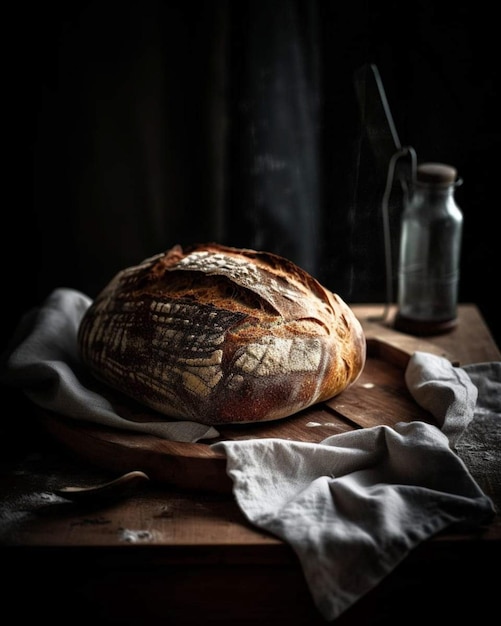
[458,360,501,509]
[212,351,498,622]
[1,288,219,442]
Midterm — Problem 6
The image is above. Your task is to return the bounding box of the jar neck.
[413,182,455,198]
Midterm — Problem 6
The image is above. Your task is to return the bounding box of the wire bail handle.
[369,146,417,323]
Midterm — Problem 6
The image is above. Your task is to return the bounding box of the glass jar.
[394,162,463,336]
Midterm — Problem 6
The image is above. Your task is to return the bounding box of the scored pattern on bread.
[77,243,366,425]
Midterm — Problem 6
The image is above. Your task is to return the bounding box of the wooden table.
[1,304,500,625]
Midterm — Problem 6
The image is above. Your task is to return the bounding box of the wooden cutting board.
[39,337,441,493]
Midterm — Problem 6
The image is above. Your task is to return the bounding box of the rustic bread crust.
[77,243,366,425]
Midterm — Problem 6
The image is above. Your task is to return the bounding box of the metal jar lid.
[416,162,458,186]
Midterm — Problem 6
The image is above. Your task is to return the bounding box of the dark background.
[3,0,500,349]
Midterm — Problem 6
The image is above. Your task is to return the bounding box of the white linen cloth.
[212,351,499,622]
[0,288,219,442]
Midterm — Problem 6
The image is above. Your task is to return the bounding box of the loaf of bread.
[77,243,366,425]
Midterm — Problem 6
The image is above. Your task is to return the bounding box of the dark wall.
[4,0,500,349]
